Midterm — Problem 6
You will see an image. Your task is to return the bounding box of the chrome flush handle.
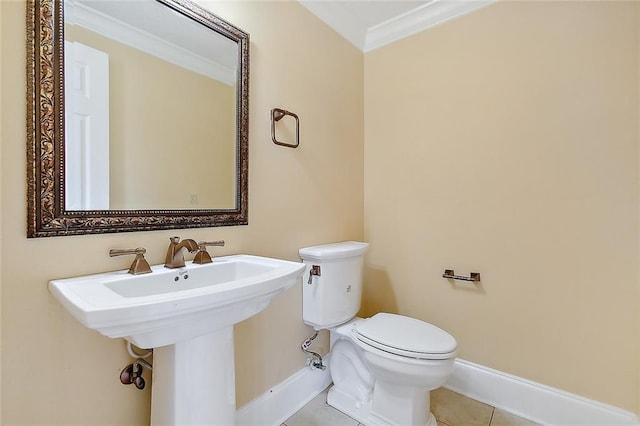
[307,265,321,285]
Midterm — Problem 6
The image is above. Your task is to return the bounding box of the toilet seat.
[355,313,457,360]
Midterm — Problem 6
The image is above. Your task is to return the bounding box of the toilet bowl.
[328,315,455,426]
[300,242,457,426]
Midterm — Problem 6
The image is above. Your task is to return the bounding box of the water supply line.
[127,342,153,359]
[301,331,326,370]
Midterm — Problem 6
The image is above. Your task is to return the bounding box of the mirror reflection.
[64,0,238,210]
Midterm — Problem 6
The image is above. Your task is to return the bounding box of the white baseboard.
[236,356,638,426]
[445,358,639,426]
[236,359,332,426]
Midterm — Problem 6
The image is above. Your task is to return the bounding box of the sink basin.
[50,254,305,425]
[49,254,305,348]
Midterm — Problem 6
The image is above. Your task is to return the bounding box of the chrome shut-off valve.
[120,362,147,390]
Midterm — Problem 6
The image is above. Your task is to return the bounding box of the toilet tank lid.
[299,241,370,261]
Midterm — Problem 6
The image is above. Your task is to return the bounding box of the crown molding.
[365,0,497,52]
[298,0,368,50]
[300,0,497,53]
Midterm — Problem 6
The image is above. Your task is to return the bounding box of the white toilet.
[299,241,457,426]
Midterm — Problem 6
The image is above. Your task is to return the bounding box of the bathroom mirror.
[26,0,249,237]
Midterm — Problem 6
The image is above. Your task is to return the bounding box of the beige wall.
[0,0,4,418]
[364,0,639,413]
[66,26,236,210]
[1,1,363,424]
[638,1,640,414]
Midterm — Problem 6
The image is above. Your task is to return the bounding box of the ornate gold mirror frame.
[26,0,249,237]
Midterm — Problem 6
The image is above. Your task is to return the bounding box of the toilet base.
[327,384,371,424]
[327,384,437,426]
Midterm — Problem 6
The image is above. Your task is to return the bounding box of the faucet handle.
[110,247,152,275]
[193,240,225,264]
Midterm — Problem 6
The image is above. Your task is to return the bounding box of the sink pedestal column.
[150,326,235,425]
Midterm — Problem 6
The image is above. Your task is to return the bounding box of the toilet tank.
[299,241,370,330]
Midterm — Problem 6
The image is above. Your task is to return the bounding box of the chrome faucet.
[164,236,199,268]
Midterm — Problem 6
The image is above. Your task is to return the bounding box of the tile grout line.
[488,406,496,426]
[437,416,453,426]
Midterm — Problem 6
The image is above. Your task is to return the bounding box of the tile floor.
[282,387,539,426]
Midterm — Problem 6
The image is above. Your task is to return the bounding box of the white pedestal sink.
[49,255,305,425]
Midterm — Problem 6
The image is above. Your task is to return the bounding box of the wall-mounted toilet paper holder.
[442,269,480,282]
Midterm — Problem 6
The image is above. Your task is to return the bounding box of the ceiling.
[298,0,496,52]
